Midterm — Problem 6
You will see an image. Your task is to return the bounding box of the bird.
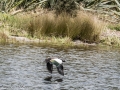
[45,57,65,76]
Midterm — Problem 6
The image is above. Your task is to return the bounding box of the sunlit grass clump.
[26,12,103,43]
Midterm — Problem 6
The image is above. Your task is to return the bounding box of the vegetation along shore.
[0,0,120,47]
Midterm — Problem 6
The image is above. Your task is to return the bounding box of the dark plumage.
[45,57,65,76]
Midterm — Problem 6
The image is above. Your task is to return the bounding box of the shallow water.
[0,44,120,90]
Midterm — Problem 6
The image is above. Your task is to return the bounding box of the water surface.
[0,44,120,90]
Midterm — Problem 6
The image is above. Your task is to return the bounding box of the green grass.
[0,12,29,37]
[101,36,120,46]
[108,23,120,31]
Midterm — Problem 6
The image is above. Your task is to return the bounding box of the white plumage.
[52,58,62,64]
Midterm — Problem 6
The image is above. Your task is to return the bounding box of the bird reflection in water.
[44,76,63,82]
[54,78,63,82]
[44,76,52,81]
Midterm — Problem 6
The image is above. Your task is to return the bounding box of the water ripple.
[0,45,120,90]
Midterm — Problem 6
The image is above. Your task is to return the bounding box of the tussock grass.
[26,12,103,43]
[75,12,103,43]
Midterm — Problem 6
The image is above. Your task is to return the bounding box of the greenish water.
[0,44,120,90]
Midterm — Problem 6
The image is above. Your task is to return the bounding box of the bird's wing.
[57,64,64,76]
[47,62,53,73]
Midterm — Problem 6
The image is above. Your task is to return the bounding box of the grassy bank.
[0,10,120,47]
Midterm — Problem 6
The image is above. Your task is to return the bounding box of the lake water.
[0,44,120,90]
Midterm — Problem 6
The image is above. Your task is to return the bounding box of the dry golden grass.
[26,11,104,43]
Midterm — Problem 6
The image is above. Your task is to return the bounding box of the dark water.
[0,44,120,90]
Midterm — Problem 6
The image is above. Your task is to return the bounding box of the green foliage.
[0,13,29,37]
[54,0,79,16]
[0,0,120,12]
[108,23,120,31]
[0,0,79,15]
[0,0,40,12]
[77,0,120,23]
[0,0,120,20]
[101,36,120,46]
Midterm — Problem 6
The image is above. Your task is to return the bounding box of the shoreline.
[7,28,120,47]
[8,35,97,46]
[0,29,120,48]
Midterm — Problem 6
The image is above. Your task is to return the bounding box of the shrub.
[54,0,79,16]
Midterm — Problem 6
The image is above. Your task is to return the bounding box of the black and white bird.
[45,57,65,76]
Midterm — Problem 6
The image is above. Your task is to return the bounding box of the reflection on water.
[44,76,52,81]
[44,76,63,82]
[0,44,120,90]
